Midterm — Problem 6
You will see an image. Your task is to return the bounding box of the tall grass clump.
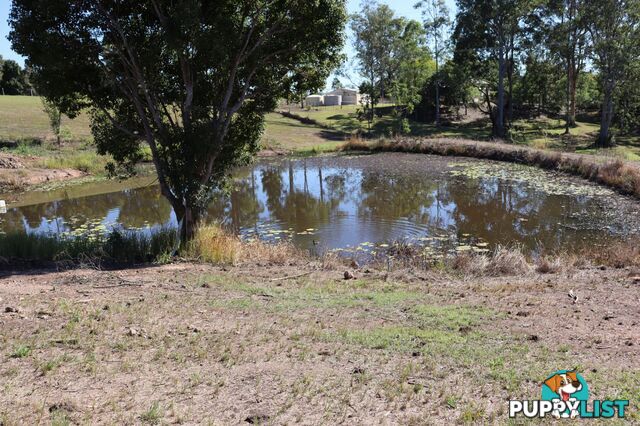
[448,245,531,277]
[184,224,241,264]
[0,228,178,266]
[39,151,110,174]
[184,224,304,265]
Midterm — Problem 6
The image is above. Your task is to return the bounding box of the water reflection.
[1,154,638,253]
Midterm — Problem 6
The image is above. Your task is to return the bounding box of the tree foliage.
[0,59,32,95]
[351,2,433,134]
[10,0,346,241]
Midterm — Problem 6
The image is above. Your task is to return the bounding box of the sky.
[0,0,457,85]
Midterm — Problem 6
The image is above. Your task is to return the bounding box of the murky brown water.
[2,153,639,254]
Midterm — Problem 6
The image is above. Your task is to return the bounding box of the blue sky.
[0,0,456,82]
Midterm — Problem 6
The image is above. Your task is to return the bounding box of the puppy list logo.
[509,369,629,419]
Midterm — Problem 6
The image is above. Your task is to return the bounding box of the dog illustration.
[545,371,583,418]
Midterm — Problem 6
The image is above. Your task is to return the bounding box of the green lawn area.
[262,112,345,154]
[0,96,343,155]
[2,95,640,162]
[292,103,640,161]
[0,95,92,143]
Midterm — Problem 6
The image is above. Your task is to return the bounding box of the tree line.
[0,56,33,95]
[348,0,640,147]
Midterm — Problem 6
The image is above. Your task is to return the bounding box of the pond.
[2,153,639,256]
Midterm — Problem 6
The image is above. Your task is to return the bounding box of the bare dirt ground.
[0,260,638,425]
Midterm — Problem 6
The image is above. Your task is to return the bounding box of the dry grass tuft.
[535,256,563,274]
[340,135,371,151]
[450,246,531,277]
[319,250,347,270]
[487,246,532,276]
[186,224,242,265]
[450,253,489,276]
[240,239,306,266]
[579,240,640,269]
[186,224,306,266]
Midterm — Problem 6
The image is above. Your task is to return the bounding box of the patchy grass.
[9,345,31,359]
[140,402,164,424]
[0,258,638,423]
[38,151,111,175]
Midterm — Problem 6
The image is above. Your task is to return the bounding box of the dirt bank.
[0,153,86,191]
[0,260,638,424]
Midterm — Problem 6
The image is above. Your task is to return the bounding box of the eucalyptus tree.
[351,2,404,119]
[9,0,346,242]
[415,0,451,127]
[453,0,539,138]
[585,0,640,147]
[542,0,590,131]
[351,3,432,134]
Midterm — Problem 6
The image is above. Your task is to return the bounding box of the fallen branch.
[269,271,313,282]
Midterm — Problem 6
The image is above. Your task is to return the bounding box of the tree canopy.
[9,0,347,241]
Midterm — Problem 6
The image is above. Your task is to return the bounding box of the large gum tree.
[9,0,346,242]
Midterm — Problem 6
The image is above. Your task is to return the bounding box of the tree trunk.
[598,85,614,147]
[435,40,440,127]
[495,45,506,139]
[569,72,578,125]
[174,202,203,248]
[566,0,578,130]
[566,60,578,131]
[506,37,514,127]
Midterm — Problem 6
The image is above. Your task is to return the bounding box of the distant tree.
[453,0,538,138]
[41,98,62,145]
[415,0,451,127]
[0,59,27,95]
[351,3,432,134]
[517,52,564,116]
[351,2,404,126]
[331,77,344,90]
[289,65,331,108]
[390,20,434,134]
[10,0,346,243]
[585,0,640,147]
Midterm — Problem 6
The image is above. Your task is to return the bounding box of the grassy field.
[261,112,344,154]
[0,96,343,153]
[0,96,93,143]
[290,104,640,161]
